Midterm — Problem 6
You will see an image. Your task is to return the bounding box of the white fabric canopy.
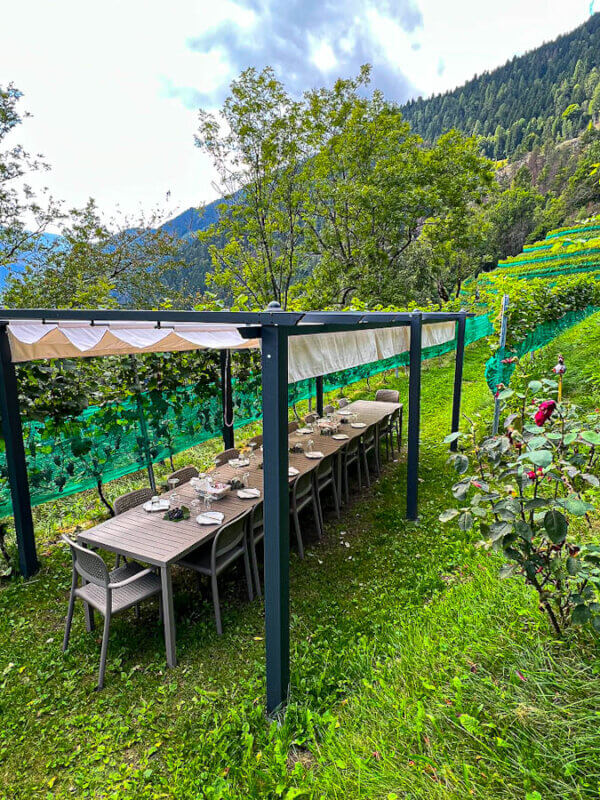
[287,321,455,383]
[6,318,456,383]
[7,321,258,362]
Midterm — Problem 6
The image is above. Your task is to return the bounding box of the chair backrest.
[304,413,318,424]
[62,535,109,588]
[247,434,263,449]
[323,404,335,415]
[375,389,399,404]
[288,421,299,434]
[317,454,334,478]
[346,437,360,454]
[338,398,349,408]
[293,471,313,501]
[363,424,376,445]
[114,487,153,515]
[167,465,199,485]
[213,511,250,559]
[215,448,240,467]
[251,502,264,533]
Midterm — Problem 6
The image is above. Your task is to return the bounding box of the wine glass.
[307,438,314,454]
[167,477,180,507]
[242,471,250,488]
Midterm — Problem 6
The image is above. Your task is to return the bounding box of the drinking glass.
[167,477,180,507]
[307,438,314,454]
[242,471,250,488]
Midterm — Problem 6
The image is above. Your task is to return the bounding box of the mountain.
[160,198,222,238]
[401,13,600,160]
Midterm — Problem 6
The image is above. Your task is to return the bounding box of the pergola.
[0,305,469,713]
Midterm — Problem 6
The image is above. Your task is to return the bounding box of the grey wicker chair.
[304,413,318,424]
[178,510,253,634]
[166,465,199,485]
[113,488,154,567]
[315,454,340,529]
[375,389,403,456]
[288,420,299,434]
[247,434,263,449]
[214,448,240,467]
[290,472,322,559]
[360,423,380,486]
[62,535,161,689]
[338,398,350,408]
[323,404,335,415]
[342,436,363,504]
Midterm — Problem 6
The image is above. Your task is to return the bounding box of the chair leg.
[344,459,350,504]
[328,474,340,519]
[356,454,362,490]
[292,509,305,559]
[211,572,223,635]
[315,485,325,533]
[97,612,111,690]
[362,447,371,487]
[242,540,254,602]
[250,534,262,598]
[312,491,323,540]
[62,574,77,652]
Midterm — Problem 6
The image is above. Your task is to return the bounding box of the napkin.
[196,511,225,525]
[237,488,261,499]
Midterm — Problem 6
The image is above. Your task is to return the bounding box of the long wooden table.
[77,399,400,667]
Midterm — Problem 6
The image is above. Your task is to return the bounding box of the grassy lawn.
[0,320,599,799]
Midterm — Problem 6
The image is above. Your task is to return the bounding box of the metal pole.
[0,325,38,577]
[315,375,324,417]
[261,324,290,714]
[492,295,510,436]
[450,313,467,452]
[220,350,234,450]
[129,355,156,493]
[406,313,422,521]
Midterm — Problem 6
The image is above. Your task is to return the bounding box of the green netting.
[502,264,600,281]
[484,306,600,394]
[0,315,493,517]
[498,248,600,269]
[545,224,600,239]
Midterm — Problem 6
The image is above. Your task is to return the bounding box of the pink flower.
[527,470,536,480]
[516,671,526,682]
[534,400,556,427]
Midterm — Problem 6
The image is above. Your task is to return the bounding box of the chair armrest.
[108,568,154,589]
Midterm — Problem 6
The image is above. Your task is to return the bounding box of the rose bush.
[441,384,600,636]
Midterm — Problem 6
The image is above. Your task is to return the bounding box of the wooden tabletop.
[77,399,399,567]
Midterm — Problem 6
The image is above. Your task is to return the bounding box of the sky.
[0,0,595,227]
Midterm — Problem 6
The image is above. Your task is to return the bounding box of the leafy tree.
[196,68,306,309]
[2,198,185,309]
[0,83,60,270]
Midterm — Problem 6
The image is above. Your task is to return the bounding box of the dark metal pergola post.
[450,313,467,452]
[0,325,38,577]
[261,324,290,714]
[315,375,324,417]
[406,313,422,521]
[220,349,234,450]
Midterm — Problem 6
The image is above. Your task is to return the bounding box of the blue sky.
[0,0,594,224]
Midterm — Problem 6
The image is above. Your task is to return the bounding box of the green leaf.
[525,449,552,468]
[497,389,514,401]
[453,454,469,475]
[572,604,591,625]
[439,509,459,523]
[559,495,593,516]
[514,520,533,542]
[581,473,600,487]
[581,430,600,446]
[490,521,512,541]
[563,432,577,445]
[444,432,461,443]
[524,498,549,511]
[499,562,516,579]
[527,436,547,450]
[544,509,567,543]
[458,512,474,531]
[567,556,580,576]
[528,380,542,393]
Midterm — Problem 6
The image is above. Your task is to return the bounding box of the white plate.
[237,488,261,499]
[332,434,349,440]
[288,466,300,476]
[338,409,353,416]
[351,422,366,429]
[305,451,324,459]
[196,511,225,526]
[296,427,313,434]
[228,458,250,468]
[144,500,170,513]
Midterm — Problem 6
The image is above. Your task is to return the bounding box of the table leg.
[160,566,177,668]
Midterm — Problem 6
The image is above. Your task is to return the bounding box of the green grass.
[0,323,599,799]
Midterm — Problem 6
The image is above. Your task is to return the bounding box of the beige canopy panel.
[287,320,456,383]
[5,317,456,383]
[7,321,259,362]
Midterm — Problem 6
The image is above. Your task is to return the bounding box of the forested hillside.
[402,13,600,160]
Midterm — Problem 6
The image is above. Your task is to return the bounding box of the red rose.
[535,400,556,427]
[527,470,536,480]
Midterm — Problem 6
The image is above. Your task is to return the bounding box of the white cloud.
[0,0,595,222]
